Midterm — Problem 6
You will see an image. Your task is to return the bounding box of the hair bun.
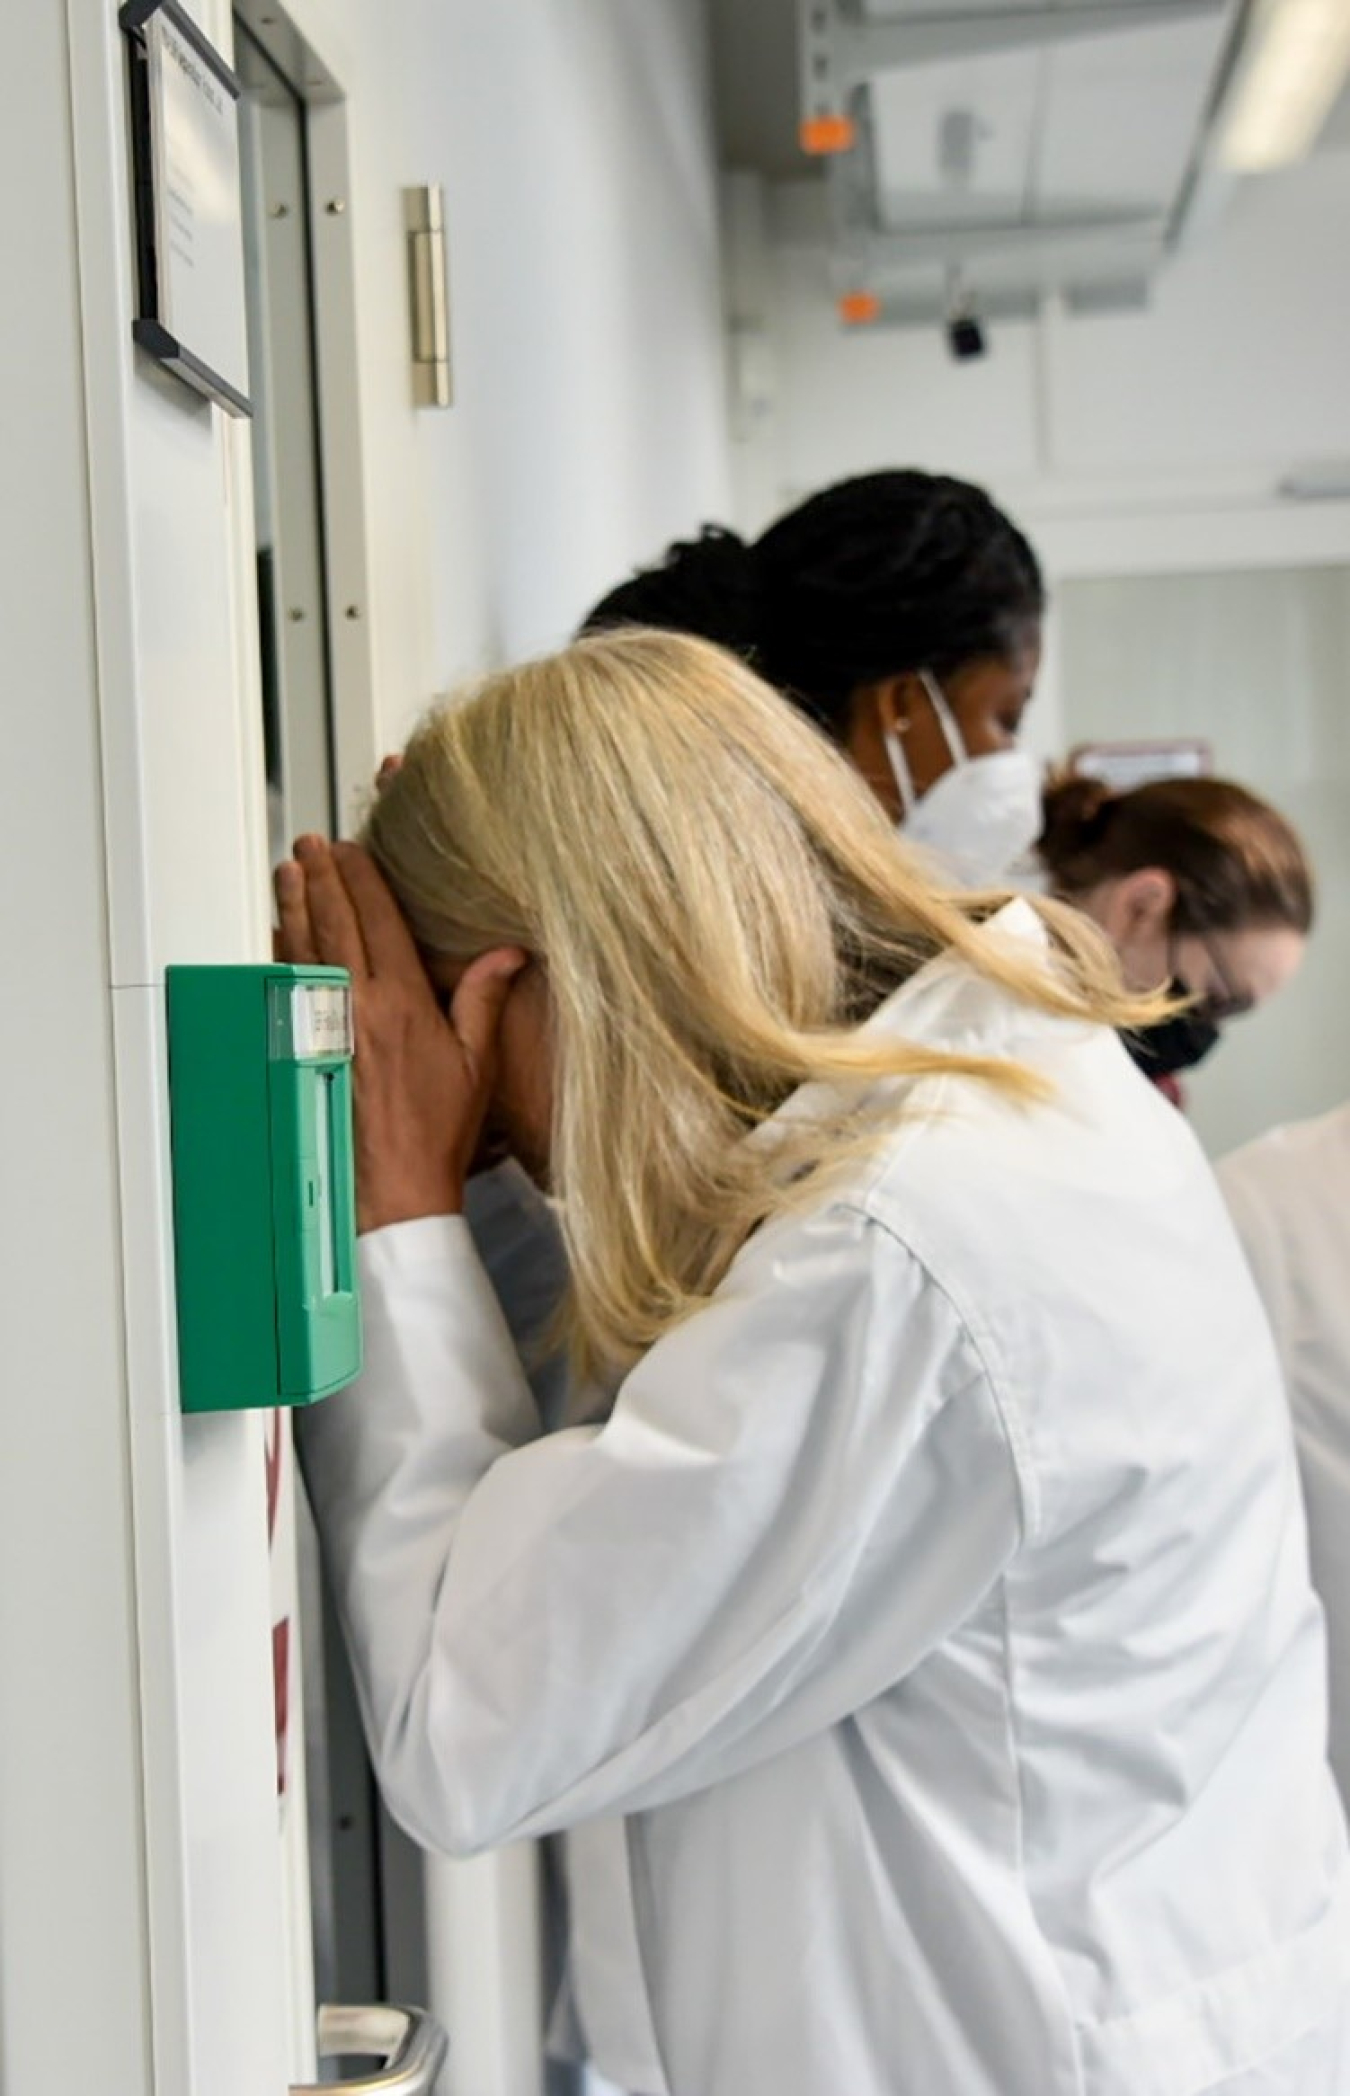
[1038,772,1118,868]
[581,526,762,657]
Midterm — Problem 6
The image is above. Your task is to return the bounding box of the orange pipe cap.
[800,113,856,156]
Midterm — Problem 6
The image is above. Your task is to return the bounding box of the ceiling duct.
[795,0,1243,329]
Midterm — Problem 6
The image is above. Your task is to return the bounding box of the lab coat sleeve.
[299,1199,1025,1857]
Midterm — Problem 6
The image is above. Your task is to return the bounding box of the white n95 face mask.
[883,670,1043,887]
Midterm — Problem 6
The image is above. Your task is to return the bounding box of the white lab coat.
[299,902,1350,2096]
[1220,1104,1350,1808]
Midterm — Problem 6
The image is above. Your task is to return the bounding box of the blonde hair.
[366,629,1155,1376]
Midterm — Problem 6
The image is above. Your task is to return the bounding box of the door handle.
[290,2002,448,2094]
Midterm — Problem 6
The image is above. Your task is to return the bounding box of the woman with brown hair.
[1037,774,1314,1084]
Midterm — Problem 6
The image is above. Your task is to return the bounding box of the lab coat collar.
[859,895,1049,1047]
[761,896,1052,1147]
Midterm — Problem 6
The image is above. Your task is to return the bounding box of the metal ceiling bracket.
[835,271,1153,328]
[825,79,882,264]
[847,210,1167,267]
[841,284,1042,326]
[798,0,854,151]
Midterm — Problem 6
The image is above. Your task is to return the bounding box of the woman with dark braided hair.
[582,469,1046,886]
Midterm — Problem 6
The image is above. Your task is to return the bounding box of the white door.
[0,3,440,2090]
[5,0,300,2083]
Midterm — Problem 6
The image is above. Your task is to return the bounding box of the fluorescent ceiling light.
[1218,0,1350,170]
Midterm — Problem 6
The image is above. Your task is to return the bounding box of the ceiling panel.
[707,0,1258,323]
[1036,17,1229,212]
[868,12,1230,229]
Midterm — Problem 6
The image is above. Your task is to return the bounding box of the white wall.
[1056,565,1350,1158]
[308,0,731,771]
[437,0,732,669]
[1046,159,1350,484]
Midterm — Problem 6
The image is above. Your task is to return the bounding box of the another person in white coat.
[582,468,1046,888]
[280,631,1350,2096]
[1037,773,1312,1097]
[1220,1106,1350,1808]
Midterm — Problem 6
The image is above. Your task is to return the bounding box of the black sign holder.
[120,0,252,417]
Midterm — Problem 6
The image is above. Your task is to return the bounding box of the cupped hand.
[274,837,526,1232]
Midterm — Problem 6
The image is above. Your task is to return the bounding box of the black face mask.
[1123,978,1222,1079]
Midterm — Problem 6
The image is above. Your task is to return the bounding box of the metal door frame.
[233,0,379,842]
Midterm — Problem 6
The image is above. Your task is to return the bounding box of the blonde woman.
[280,631,1350,2096]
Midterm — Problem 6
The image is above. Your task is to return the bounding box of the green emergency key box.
[166,964,363,1413]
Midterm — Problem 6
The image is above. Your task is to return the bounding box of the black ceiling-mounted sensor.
[946,312,987,360]
[944,266,987,361]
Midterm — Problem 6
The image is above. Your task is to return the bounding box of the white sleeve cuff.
[358,1211,477,1280]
